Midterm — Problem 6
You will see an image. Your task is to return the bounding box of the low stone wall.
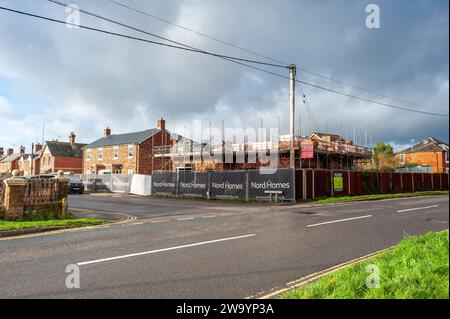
[1,170,69,220]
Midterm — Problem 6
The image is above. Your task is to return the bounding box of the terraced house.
[83,118,182,175]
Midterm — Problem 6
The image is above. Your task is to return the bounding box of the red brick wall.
[54,156,84,174]
[398,151,448,173]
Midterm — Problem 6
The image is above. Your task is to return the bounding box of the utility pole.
[290,64,296,170]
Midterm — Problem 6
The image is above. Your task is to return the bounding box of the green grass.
[0,212,107,232]
[312,191,449,205]
[283,231,449,299]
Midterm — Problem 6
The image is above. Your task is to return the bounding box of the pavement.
[0,194,448,299]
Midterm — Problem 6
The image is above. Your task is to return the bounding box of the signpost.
[333,172,344,192]
[301,141,314,159]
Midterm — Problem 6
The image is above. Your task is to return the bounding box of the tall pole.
[290,64,296,169]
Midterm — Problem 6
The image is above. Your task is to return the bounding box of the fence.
[1,174,69,220]
[152,169,296,201]
[295,169,449,200]
[80,174,133,193]
[0,178,5,209]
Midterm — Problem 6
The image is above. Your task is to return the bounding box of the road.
[0,194,448,298]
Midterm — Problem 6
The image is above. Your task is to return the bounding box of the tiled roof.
[0,153,22,163]
[86,129,161,148]
[398,138,449,154]
[46,141,86,158]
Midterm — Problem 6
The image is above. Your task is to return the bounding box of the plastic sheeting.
[81,174,132,193]
[130,174,152,196]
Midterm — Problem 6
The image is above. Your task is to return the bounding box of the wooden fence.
[295,170,449,200]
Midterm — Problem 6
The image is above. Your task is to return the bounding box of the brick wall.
[54,156,84,174]
[137,130,176,174]
[84,144,138,174]
[398,151,448,173]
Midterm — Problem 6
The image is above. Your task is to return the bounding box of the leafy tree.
[372,142,397,171]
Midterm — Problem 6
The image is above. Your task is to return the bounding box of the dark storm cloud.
[0,0,448,149]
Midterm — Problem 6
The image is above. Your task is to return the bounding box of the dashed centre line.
[397,205,439,213]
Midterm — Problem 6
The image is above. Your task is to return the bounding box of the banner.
[152,172,177,195]
[301,141,314,159]
[177,171,209,197]
[248,169,294,200]
[210,171,246,199]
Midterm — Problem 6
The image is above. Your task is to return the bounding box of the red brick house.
[396,138,449,173]
[83,118,182,175]
[0,147,22,174]
[39,132,86,174]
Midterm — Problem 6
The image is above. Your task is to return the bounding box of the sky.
[0,0,448,153]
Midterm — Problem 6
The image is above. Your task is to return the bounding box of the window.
[399,154,405,165]
[98,148,103,160]
[114,146,119,160]
[446,152,449,164]
[128,145,134,158]
[128,169,133,175]
[86,149,91,161]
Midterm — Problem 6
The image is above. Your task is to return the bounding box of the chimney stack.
[69,132,76,145]
[7,148,14,156]
[20,146,26,155]
[104,127,111,137]
[157,117,166,130]
[35,143,43,153]
[0,147,4,157]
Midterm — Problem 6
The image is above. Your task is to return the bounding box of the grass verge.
[283,230,449,299]
[312,191,449,205]
[0,212,107,232]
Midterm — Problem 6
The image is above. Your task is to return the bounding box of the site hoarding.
[209,171,247,199]
[177,171,209,197]
[151,169,295,201]
[248,169,294,200]
[151,171,177,195]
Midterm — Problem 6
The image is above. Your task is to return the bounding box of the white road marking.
[397,205,439,213]
[202,215,217,218]
[131,222,144,225]
[177,217,195,221]
[151,220,170,223]
[306,215,372,228]
[77,234,256,266]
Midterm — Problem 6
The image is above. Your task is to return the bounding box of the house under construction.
[153,132,372,172]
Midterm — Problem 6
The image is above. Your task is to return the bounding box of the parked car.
[68,176,85,194]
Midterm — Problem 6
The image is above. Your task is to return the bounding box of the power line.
[48,0,288,69]
[1,6,448,118]
[108,0,446,112]
[107,0,287,66]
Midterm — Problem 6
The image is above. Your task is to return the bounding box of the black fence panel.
[248,169,294,200]
[210,171,247,200]
[178,171,209,198]
[152,172,177,195]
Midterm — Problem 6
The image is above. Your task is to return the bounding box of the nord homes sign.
[151,169,295,201]
[210,171,246,199]
[248,169,294,200]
